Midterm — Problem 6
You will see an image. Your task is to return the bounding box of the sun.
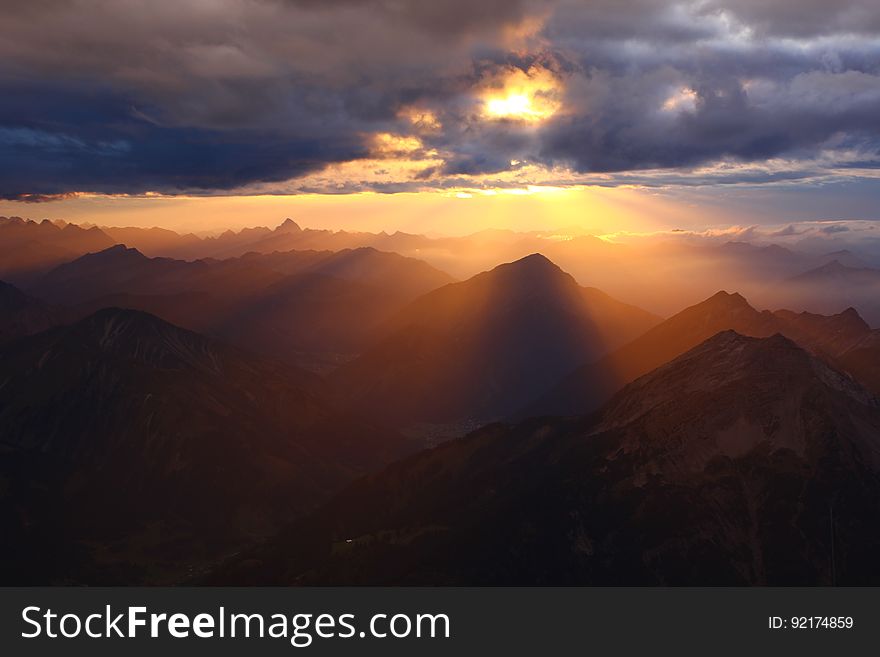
[485,93,547,120]
[481,67,561,122]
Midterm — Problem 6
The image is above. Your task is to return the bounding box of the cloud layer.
[2,0,880,198]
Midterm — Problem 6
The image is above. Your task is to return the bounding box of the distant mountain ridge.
[27,244,455,369]
[8,215,880,320]
[776,260,880,325]
[0,216,116,282]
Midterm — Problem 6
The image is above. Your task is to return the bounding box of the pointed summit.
[481,253,575,297]
[334,255,658,425]
[30,245,153,304]
[700,290,753,310]
[505,252,558,270]
[46,243,147,272]
[839,307,867,324]
[91,243,144,258]
[276,217,302,233]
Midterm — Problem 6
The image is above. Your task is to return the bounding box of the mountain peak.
[691,329,795,355]
[336,251,656,425]
[63,307,231,374]
[483,253,576,295]
[276,218,302,233]
[514,252,555,266]
[600,329,875,434]
[89,243,145,259]
[492,253,564,277]
[839,306,865,322]
[78,306,185,338]
[701,290,752,310]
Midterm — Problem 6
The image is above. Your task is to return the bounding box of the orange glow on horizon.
[0,185,738,239]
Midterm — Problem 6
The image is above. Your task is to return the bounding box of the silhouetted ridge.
[460,253,582,304]
[21,307,257,379]
[840,306,864,321]
[489,252,566,280]
[504,252,560,270]
[699,290,753,310]
[773,306,870,335]
[87,243,144,260]
[38,244,150,278]
[28,243,455,368]
[277,218,302,232]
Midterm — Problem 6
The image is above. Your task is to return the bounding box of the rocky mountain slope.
[209,332,880,585]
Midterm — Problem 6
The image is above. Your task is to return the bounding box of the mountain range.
[4,227,880,587]
[529,290,879,417]
[0,216,116,283]
[8,215,880,322]
[0,308,411,584]
[208,331,880,585]
[26,244,454,370]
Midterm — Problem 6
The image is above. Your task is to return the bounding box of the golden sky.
[3,1,880,235]
[0,186,744,236]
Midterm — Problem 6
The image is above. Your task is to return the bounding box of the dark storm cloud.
[0,78,368,198]
[279,0,545,37]
[536,73,880,174]
[526,1,880,176]
[1,0,880,198]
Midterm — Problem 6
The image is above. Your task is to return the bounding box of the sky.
[2,0,880,234]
